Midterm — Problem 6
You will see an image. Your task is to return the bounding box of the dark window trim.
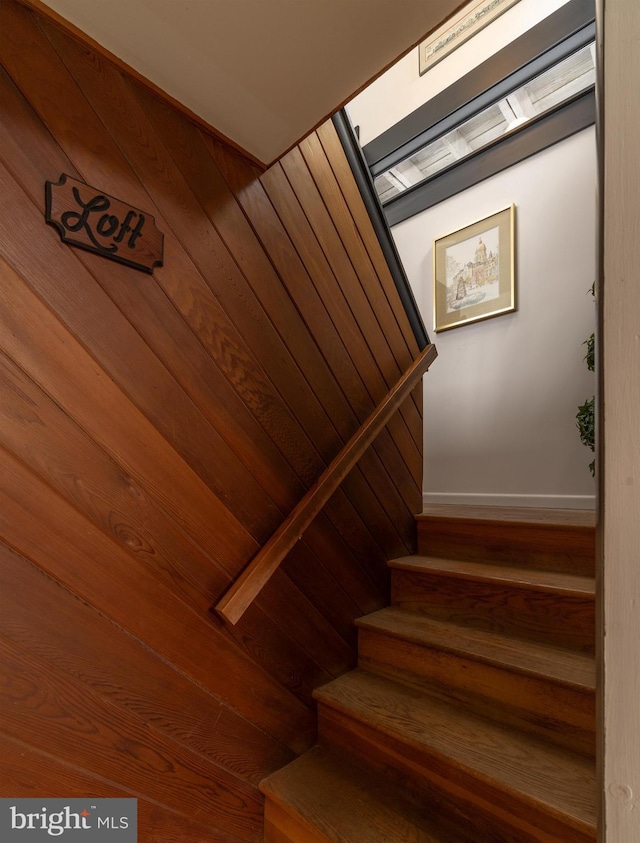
[363,0,596,178]
[384,90,596,226]
[332,110,430,349]
[332,0,596,343]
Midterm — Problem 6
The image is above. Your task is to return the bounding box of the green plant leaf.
[584,332,595,372]
[576,396,595,452]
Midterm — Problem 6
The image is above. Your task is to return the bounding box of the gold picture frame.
[419,0,521,75]
[433,205,516,332]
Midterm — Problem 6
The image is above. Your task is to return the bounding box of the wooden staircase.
[261,506,597,842]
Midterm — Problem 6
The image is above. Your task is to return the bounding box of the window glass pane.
[375,42,596,204]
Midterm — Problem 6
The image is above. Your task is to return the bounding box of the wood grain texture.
[602,4,640,842]
[0,447,313,747]
[0,734,247,843]
[0,257,350,699]
[0,635,263,839]
[54,41,416,568]
[266,509,597,842]
[217,345,436,623]
[315,120,420,360]
[0,0,426,838]
[261,747,461,843]
[391,556,595,652]
[0,543,294,785]
[278,144,422,458]
[417,507,596,575]
[207,140,418,565]
[14,0,268,168]
[298,132,415,370]
[0,62,311,541]
[357,608,595,756]
[317,670,596,843]
[259,157,423,493]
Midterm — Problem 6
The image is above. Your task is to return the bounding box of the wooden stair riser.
[417,517,595,576]
[358,627,595,757]
[262,510,597,842]
[391,570,595,652]
[318,705,595,843]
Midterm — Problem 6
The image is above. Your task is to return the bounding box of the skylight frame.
[357,0,596,226]
[374,40,597,206]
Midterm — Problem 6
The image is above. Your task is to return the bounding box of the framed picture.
[419,0,521,75]
[433,205,515,332]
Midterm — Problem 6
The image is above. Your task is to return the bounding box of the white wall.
[348,0,570,146]
[392,127,597,509]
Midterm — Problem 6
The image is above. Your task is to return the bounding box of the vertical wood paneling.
[602,2,640,841]
[299,133,415,366]
[316,120,425,469]
[0,64,307,523]
[208,137,425,497]
[279,143,423,490]
[258,160,420,542]
[38,17,411,569]
[0,1,425,839]
[315,120,421,362]
[0,62,377,637]
[299,129,424,452]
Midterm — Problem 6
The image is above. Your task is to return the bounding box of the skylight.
[374,41,596,205]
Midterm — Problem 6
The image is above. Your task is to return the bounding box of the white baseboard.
[422,492,596,510]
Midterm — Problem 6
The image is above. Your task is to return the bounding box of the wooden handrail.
[214,344,438,624]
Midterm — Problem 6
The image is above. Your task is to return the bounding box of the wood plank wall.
[0,2,424,839]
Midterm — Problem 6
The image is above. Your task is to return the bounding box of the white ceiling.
[38,0,462,166]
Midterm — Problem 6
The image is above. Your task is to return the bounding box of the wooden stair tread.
[263,509,597,841]
[315,669,596,832]
[260,746,465,842]
[419,505,596,527]
[356,607,595,690]
[389,555,595,596]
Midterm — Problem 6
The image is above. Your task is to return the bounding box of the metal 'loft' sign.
[45,174,164,273]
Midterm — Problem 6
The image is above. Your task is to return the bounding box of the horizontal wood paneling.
[0,1,424,839]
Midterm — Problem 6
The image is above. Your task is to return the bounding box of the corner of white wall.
[347,0,572,146]
[393,128,597,510]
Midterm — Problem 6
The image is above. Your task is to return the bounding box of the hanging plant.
[576,285,595,476]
